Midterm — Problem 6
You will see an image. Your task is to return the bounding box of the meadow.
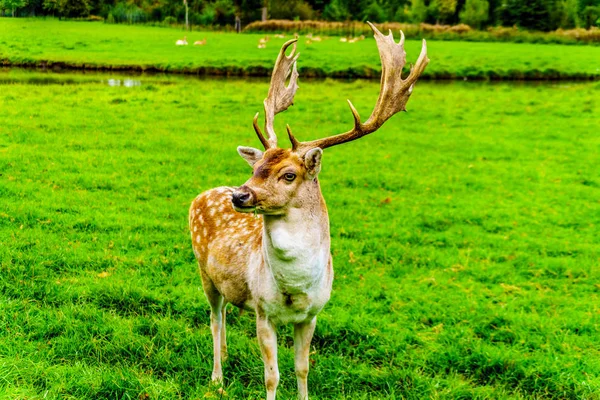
[1,69,599,399]
[244,20,600,46]
[1,18,600,80]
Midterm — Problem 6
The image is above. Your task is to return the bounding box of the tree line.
[1,0,599,31]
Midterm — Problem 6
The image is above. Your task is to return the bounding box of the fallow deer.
[189,22,429,400]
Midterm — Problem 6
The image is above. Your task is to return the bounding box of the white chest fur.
[267,220,329,291]
[253,208,331,324]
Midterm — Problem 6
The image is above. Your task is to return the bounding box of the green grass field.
[1,18,600,80]
[1,70,599,398]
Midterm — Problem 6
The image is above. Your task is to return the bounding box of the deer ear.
[304,148,323,179]
[237,146,263,167]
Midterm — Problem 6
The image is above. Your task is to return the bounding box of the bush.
[448,23,472,33]
[109,2,148,24]
[295,1,315,20]
[163,15,177,25]
[270,0,314,21]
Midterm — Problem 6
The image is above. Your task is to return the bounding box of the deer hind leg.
[294,317,316,400]
[200,272,226,383]
[220,304,228,360]
[256,311,279,400]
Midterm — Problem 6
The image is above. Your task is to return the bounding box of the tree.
[499,0,564,31]
[199,3,216,24]
[393,4,412,22]
[563,0,580,27]
[1,0,27,16]
[323,0,351,20]
[239,0,262,24]
[430,0,457,23]
[59,0,90,17]
[486,0,499,24]
[213,0,236,24]
[548,0,569,29]
[363,0,387,21]
[459,0,488,28]
[581,5,600,27]
[43,0,58,15]
[410,0,428,22]
[183,0,188,30]
[22,0,43,16]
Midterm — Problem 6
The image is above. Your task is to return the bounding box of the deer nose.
[232,188,255,208]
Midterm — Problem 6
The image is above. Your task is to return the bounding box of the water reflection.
[104,79,141,87]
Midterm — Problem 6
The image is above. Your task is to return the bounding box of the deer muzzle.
[232,186,257,212]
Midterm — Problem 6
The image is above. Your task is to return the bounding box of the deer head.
[232,22,429,216]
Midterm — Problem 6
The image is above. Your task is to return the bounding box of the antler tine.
[252,112,270,149]
[286,124,300,150]
[254,39,300,149]
[294,22,429,155]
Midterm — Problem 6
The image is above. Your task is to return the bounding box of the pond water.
[1,67,592,89]
[0,67,284,87]
[0,68,167,87]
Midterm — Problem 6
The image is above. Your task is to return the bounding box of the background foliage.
[1,0,599,31]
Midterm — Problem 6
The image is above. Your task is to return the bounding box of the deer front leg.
[256,312,279,400]
[208,296,226,383]
[294,317,316,400]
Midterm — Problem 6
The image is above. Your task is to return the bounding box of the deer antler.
[290,22,429,155]
[253,39,300,149]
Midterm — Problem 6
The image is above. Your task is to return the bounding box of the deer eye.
[283,173,296,182]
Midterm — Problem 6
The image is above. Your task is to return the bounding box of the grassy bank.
[1,18,600,80]
[245,20,600,46]
[1,72,599,398]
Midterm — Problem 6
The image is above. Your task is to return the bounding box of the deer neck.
[262,180,330,293]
